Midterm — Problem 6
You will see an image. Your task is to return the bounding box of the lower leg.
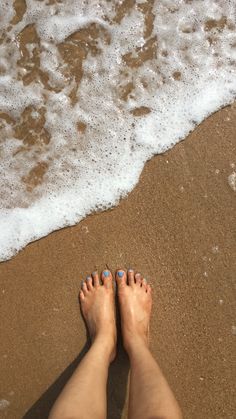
[128,340,182,419]
[116,269,182,419]
[49,338,112,419]
[49,270,116,419]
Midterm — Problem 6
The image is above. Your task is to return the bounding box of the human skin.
[49,269,182,419]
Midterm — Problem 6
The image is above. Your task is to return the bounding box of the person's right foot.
[116,269,152,352]
[79,270,117,362]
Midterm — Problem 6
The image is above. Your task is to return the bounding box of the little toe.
[79,290,85,302]
[92,271,100,287]
[102,270,112,288]
[86,275,93,291]
[147,284,152,294]
[116,269,127,288]
[135,272,142,285]
[127,269,135,286]
[141,277,147,290]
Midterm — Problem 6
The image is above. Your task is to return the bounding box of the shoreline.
[0,104,236,418]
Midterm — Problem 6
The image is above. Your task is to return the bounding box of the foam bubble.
[0,399,10,411]
[0,0,236,261]
[228,171,236,191]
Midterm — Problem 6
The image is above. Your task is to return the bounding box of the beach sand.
[0,104,235,418]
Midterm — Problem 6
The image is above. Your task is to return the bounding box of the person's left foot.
[79,270,117,362]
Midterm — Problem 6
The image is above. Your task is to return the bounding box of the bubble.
[0,400,10,411]
[228,171,236,191]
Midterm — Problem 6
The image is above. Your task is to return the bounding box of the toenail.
[143,278,147,283]
[128,268,133,272]
[118,271,124,278]
[92,271,97,276]
[86,276,91,280]
[103,270,110,277]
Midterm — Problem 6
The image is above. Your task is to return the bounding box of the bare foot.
[116,269,152,353]
[79,270,117,362]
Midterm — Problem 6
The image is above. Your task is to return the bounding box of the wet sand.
[0,104,235,418]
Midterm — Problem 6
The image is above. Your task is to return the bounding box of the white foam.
[0,0,236,261]
[228,171,236,191]
[0,399,10,411]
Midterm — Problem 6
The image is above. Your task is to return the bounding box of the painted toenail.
[118,271,124,278]
[92,271,97,276]
[103,270,110,277]
[128,268,133,272]
[86,276,91,280]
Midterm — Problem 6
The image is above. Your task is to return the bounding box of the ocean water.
[0,0,235,261]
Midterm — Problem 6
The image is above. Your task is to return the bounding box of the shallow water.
[0,0,236,261]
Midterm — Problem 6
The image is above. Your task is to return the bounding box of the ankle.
[124,334,149,356]
[92,333,117,361]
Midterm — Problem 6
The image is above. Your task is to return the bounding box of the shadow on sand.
[23,305,129,419]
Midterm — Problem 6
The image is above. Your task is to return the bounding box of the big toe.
[101,269,113,288]
[116,269,127,288]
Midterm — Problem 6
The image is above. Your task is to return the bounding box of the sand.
[0,104,235,418]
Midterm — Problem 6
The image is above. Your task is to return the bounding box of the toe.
[135,272,142,285]
[141,277,147,290]
[147,284,152,294]
[92,271,100,287]
[102,269,112,288]
[116,269,127,288]
[127,268,135,286]
[79,290,85,301]
[86,275,93,291]
[82,281,89,294]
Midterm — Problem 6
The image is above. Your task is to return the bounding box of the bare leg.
[116,269,182,419]
[49,270,116,419]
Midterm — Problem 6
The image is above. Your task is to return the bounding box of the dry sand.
[0,104,236,418]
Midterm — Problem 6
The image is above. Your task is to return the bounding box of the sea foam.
[0,0,236,261]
